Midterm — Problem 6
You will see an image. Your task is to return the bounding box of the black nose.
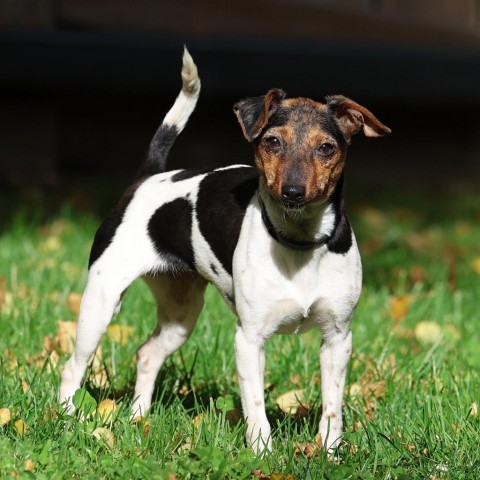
[281,184,306,202]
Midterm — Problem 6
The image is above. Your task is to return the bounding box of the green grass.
[1,187,479,479]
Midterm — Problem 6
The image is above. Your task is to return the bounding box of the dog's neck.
[258,178,343,250]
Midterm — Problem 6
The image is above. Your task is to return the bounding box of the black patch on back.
[89,178,145,268]
[196,167,258,275]
[148,198,195,271]
[171,169,209,182]
[326,175,352,254]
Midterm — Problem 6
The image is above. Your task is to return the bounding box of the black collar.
[259,196,330,250]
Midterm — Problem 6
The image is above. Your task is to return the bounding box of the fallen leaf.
[472,257,480,275]
[14,419,27,435]
[271,474,297,480]
[54,321,77,354]
[289,374,301,386]
[143,420,151,436]
[348,383,362,396]
[275,389,305,414]
[66,293,82,316]
[362,381,387,399]
[410,265,427,283]
[22,380,29,394]
[107,325,134,345]
[294,441,320,458]
[193,413,207,428]
[97,399,117,421]
[92,427,114,449]
[252,470,270,480]
[389,295,411,322]
[0,408,11,425]
[44,407,58,421]
[470,403,478,417]
[44,236,60,252]
[415,321,442,344]
[24,460,35,472]
[177,437,192,453]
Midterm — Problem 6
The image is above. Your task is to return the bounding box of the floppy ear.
[327,95,391,141]
[233,88,286,142]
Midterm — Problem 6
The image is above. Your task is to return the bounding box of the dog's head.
[234,89,390,209]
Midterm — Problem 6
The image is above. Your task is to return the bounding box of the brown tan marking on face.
[256,98,347,204]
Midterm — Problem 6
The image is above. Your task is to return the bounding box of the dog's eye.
[263,136,281,151]
[317,143,335,156]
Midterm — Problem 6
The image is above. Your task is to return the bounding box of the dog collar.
[259,197,329,250]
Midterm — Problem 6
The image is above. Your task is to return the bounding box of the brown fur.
[235,90,390,207]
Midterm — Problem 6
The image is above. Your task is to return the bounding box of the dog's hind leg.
[59,272,133,410]
[59,235,154,411]
[131,273,207,417]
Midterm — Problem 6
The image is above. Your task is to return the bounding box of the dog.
[59,48,390,453]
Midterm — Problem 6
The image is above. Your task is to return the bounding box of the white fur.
[233,196,361,450]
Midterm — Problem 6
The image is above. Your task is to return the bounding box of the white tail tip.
[181,46,200,95]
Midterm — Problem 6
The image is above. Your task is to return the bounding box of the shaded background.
[1,0,480,215]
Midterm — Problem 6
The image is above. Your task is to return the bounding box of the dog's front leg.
[234,326,271,453]
[318,325,352,453]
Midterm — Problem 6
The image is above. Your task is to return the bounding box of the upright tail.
[137,47,201,178]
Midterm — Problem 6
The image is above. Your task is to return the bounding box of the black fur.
[326,175,352,254]
[148,198,195,271]
[196,167,258,274]
[137,124,179,178]
[171,169,209,182]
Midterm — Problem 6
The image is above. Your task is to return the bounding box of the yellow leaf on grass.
[92,427,115,449]
[349,381,386,399]
[271,474,297,480]
[44,236,60,252]
[193,412,207,428]
[97,399,117,421]
[21,380,29,393]
[107,325,134,345]
[415,321,442,344]
[0,408,11,425]
[389,295,411,322]
[363,381,386,399]
[275,389,305,414]
[14,419,27,435]
[24,460,35,472]
[470,403,478,417]
[294,441,320,458]
[54,321,77,354]
[66,292,82,316]
[472,257,480,275]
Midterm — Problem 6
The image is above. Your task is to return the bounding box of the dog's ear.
[327,95,391,141]
[233,88,286,142]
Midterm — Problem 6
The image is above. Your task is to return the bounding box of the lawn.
[0,184,479,479]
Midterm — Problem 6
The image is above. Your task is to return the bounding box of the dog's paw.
[246,423,272,455]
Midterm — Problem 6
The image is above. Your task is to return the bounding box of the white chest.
[232,203,362,339]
